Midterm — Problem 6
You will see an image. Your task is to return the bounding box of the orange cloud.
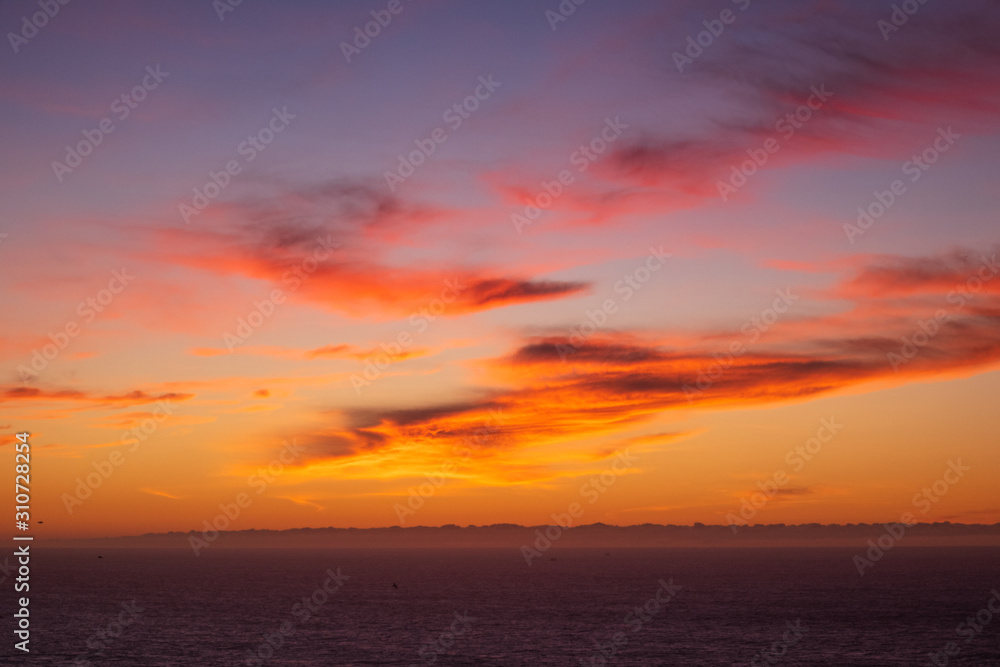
[0,386,193,407]
[281,247,1000,483]
[145,183,590,319]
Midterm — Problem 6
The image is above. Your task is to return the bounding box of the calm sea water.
[9,547,1000,665]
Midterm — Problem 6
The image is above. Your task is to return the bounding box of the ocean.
[12,547,1000,665]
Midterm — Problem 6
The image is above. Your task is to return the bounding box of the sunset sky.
[2,0,999,539]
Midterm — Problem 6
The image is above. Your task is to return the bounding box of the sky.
[2,0,999,539]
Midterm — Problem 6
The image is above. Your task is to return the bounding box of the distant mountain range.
[43,522,1000,549]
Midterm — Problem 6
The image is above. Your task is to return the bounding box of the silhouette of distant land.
[42,522,1000,549]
